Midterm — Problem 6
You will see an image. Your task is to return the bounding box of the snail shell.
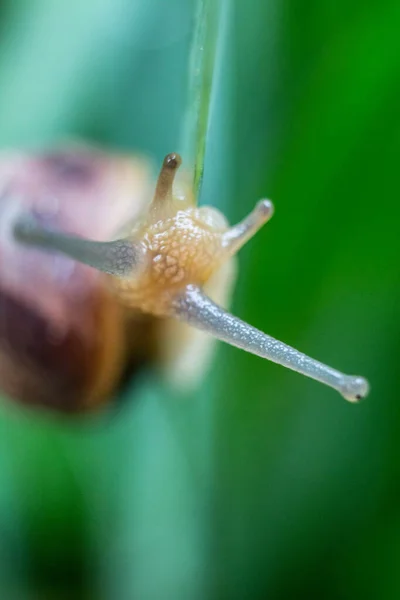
[0,144,153,413]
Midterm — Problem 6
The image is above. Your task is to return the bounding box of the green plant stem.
[180,0,220,197]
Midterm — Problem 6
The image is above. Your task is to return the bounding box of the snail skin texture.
[12,150,370,411]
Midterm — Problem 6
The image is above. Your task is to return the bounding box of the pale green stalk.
[180,0,220,197]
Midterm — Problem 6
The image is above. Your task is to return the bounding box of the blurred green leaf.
[0,0,399,598]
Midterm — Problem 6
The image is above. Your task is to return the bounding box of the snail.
[6,148,369,414]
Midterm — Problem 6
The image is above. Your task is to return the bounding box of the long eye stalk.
[174,285,369,402]
[14,214,143,278]
[151,153,182,215]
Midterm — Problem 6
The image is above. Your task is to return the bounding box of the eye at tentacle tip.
[255,198,274,219]
[163,153,182,170]
[340,375,370,403]
[13,211,52,244]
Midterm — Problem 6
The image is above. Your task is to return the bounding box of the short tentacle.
[172,285,370,402]
[221,199,274,256]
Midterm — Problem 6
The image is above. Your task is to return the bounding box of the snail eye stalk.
[150,153,182,216]
[172,285,370,403]
[13,213,144,278]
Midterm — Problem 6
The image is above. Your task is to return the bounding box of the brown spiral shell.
[0,144,152,414]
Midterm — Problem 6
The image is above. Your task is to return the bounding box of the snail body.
[13,151,370,406]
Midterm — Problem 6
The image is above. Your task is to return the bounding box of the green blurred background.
[0,0,399,598]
